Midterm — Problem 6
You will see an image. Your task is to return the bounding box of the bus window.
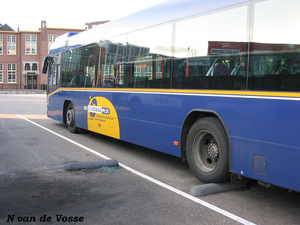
[127,23,173,62]
[172,4,249,90]
[248,0,300,91]
[174,4,248,58]
[98,42,118,88]
[124,24,173,89]
[61,44,97,88]
[248,50,300,91]
[98,35,127,88]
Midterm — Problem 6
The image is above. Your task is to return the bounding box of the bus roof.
[49,0,248,55]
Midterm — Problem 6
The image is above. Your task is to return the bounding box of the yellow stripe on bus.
[48,88,300,98]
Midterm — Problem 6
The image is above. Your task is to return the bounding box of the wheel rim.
[66,109,74,126]
[192,130,219,172]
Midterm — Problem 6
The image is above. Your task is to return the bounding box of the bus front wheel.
[66,102,79,133]
[186,117,230,183]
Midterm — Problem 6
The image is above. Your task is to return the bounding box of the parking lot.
[1,94,300,224]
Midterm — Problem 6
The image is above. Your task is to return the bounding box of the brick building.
[0,21,85,91]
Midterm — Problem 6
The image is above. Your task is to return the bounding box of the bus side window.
[206,58,230,76]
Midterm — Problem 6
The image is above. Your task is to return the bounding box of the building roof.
[0,24,15,31]
[39,27,85,31]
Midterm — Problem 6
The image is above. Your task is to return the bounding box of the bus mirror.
[42,56,52,74]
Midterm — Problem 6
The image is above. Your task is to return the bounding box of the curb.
[64,159,119,171]
[190,181,248,197]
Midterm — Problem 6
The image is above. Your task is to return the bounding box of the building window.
[0,64,3,83]
[0,35,2,54]
[23,62,39,74]
[7,35,16,42]
[25,63,30,71]
[8,64,16,83]
[145,66,152,78]
[32,63,37,71]
[25,35,37,54]
[48,35,58,53]
[26,34,37,42]
[48,35,57,42]
[7,35,16,55]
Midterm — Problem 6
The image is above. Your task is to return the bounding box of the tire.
[66,102,79,133]
[186,117,230,183]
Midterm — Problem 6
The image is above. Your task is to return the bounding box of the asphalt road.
[0,94,300,225]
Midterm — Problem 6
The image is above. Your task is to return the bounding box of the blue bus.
[43,0,300,192]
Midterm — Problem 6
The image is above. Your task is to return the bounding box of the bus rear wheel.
[186,117,229,183]
[66,102,79,133]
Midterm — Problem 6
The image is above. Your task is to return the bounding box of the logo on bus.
[84,97,110,117]
[87,105,110,115]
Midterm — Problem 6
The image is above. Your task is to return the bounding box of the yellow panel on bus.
[87,96,120,139]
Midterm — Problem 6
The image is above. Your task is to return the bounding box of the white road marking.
[17,114,256,225]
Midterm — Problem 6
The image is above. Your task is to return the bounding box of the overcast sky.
[1,0,167,31]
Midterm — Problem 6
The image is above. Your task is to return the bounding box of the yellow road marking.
[0,114,49,119]
[0,100,46,102]
[0,94,46,97]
